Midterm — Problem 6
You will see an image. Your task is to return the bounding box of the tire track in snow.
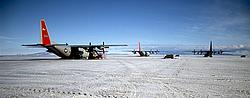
[116,59,140,97]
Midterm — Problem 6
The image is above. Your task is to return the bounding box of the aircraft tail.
[209,41,212,52]
[138,42,141,51]
[40,19,51,45]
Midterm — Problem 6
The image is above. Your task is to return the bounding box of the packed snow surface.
[0,55,249,98]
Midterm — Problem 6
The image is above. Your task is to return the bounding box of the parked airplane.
[192,41,226,57]
[22,19,127,59]
[131,42,159,57]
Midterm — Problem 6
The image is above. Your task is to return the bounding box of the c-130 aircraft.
[22,19,127,59]
[192,41,227,57]
[131,42,160,57]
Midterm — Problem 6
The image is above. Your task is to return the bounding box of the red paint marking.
[41,19,51,45]
[138,42,141,51]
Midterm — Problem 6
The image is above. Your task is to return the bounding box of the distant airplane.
[130,42,159,57]
[22,19,127,59]
[192,41,226,57]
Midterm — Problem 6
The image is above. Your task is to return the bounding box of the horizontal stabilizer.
[22,44,44,48]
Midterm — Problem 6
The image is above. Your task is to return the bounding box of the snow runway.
[0,55,249,97]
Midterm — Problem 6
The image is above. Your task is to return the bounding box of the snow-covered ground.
[0,55,249,98]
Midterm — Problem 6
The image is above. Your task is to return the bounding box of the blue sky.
[1,0,250,55]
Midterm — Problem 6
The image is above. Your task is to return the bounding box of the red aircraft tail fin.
[40,19,51,45]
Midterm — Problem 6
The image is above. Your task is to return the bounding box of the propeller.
[219,49,223,55]
[150,49,153,54]
[156,49,159,54]
[133,49,136,54]
[193,49,196,55]
[102,42,105,59]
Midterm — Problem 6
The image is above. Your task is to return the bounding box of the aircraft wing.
[22,44,45,48]
[144,50,157,52]
[191,50,230,55]
[23,44,127,48]
[212,50,232,55]
[69,44,128,48]
[22,43,68,48]
[130,50,162,54]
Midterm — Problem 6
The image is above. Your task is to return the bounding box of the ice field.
[0,55,249,98]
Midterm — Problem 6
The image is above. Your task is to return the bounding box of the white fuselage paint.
[47,46,91,59]
[54,46,71,57]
